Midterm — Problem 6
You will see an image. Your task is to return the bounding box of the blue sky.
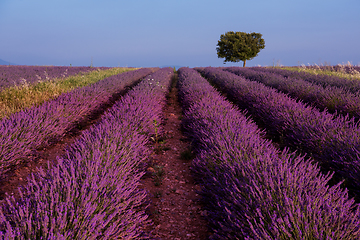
[0,0,359,67]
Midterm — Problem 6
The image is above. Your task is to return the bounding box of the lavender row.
[0,65,109,91]
[197,67,360,199]
[0,67,174,239]
[256,67,360,93]
[0,68,155,178]
[224,67,360,121]
[177,67,360,239]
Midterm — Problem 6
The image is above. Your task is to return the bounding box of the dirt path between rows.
[141,76,210,239]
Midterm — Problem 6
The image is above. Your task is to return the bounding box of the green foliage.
[216,31,265,67]
[152,165,165,186]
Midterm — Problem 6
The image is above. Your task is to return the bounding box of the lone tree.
[216,31,265,67]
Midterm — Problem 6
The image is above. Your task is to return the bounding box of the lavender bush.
[0,67,173,239]
[0,68,155,178]
[256,67,360,93]
[224,67,360,121]
[197,67,360,200]
[178,67,360,239]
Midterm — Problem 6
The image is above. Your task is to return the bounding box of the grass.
[153,140,171,154]
[278,63,360,80]
[151,121,172,154]
[0,67,136,119]
[152,164,165,186]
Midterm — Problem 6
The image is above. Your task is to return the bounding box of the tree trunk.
[243,60,246,67]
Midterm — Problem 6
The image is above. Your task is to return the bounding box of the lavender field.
[1,65,360,239]
[0,65,110,91]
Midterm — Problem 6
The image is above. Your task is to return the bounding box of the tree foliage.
[216,31,265,67]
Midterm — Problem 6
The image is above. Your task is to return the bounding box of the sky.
[0,0,359,68]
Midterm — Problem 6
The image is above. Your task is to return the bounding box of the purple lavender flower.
[198,67,360,200]
[0,68,174,238]
[0,68,156,178]
[178,67,360,239]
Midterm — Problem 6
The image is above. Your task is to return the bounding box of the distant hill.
[0,59,17,65]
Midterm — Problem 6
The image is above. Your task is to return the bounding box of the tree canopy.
[216,31,265,67]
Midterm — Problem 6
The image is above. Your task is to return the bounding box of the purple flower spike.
[0,68,174,238]
[178,67,360,239]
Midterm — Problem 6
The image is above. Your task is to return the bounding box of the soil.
[141,76,210,239]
